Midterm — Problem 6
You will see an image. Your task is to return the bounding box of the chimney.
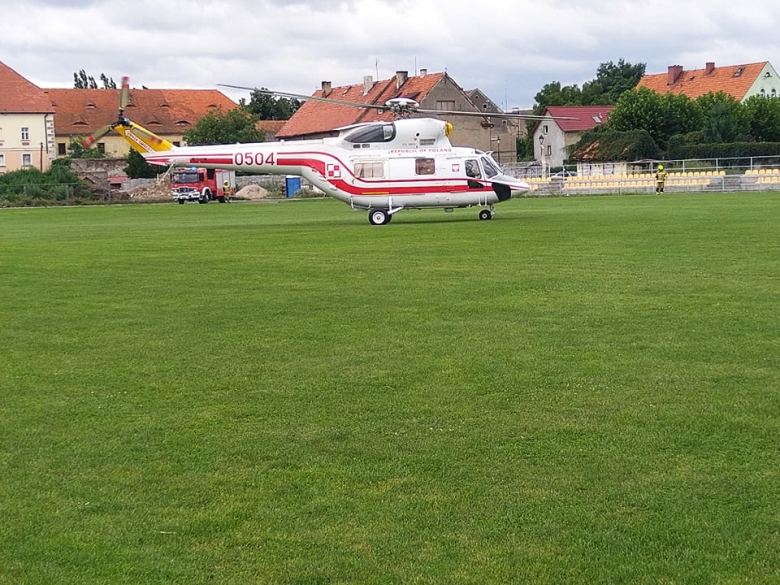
[321,81,332,98]
[667,65,683,85]
[706,62,715,75]
[419,68,427,78]
[363,75,373,96]
[395,70,408,89]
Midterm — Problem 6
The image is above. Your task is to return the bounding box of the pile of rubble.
[234,185,269,200]
[127,181,172,202]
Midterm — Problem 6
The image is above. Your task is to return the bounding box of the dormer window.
[733,67,745,77]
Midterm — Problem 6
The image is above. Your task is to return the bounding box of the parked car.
[553,170,577,179]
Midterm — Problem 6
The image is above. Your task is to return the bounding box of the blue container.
[285,176,301,198]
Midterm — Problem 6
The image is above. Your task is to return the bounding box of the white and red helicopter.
[90,79,542,225]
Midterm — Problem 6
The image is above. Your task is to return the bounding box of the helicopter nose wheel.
[368,209,392,225]
[478,208,494,221]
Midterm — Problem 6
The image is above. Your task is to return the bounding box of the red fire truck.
[171,167,236,204]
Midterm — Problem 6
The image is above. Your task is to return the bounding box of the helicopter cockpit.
[341,123,397,145]
[334,118,453,150]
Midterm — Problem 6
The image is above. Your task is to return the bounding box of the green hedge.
[667,142,780,160]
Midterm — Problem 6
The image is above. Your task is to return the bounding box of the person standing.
[222,179,232,202]
[655,164,668,194]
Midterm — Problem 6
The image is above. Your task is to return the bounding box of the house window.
[97,143,105,154]
[58,143,67,155]
[546,145,552,156]
[543,124,549,134]
[0,154,5,166]
[761,88,766,97]
[22,153,32,167]
[436,101,455,111]
[772,89,778,98]
[415,158,435,175]
[21,127,29,140]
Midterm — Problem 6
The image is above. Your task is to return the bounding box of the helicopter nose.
[492,178,530,201]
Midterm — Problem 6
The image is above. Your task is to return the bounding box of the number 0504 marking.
[234,152,275,166]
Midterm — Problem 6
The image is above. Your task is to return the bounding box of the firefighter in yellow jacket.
[222,179,232,202]
[655,164,668,194]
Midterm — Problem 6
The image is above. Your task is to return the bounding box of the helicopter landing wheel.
[478,208,493,221]
[369,209,390,225]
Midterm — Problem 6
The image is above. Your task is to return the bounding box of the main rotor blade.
[119,76,130,113]
[413,107,573,120]
[219,85,385,111]
[81,124,113,149]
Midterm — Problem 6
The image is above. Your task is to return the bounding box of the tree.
[73,70,117,89]
[533,81,582,115]
[244,89,301,120]
[744,95,780,142]
[124,149,159,179]
[183,108,265,145]
[532,59,645,114]
[696,92,750,143]
[581,59,646,106]
[606,87,702,151]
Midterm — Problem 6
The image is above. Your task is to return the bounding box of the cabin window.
[343,123,396,144]
[354,161,385,179]
[465,159,482,179]
[415,158,435,175]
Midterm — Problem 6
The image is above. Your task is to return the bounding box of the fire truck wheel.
[178,199,185,205]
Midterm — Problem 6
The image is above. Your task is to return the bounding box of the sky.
[2,0,779,110]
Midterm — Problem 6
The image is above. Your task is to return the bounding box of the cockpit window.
[482,157,500,178]
[343,123,396,144]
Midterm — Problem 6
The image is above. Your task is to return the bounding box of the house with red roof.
[44,85,238,158]
[637,61,779,102]
[0,60,56,173]
[533,106,614,168]
[277,70,515,162]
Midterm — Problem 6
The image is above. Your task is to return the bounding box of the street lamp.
[491,135,502,164]
[538,134,545,178]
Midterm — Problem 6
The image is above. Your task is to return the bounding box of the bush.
[0,159,97,204]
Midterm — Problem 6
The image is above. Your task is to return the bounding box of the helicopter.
[87,80,540,225]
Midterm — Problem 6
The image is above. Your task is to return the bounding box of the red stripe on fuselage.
[277,154,494,196]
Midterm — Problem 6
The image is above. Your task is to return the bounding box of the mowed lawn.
[1,194,779,584]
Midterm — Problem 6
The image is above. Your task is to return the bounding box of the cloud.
[2,0,779,108]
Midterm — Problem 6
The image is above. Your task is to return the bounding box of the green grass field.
[2,195,779,584]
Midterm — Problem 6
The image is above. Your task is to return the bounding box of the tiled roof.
[545,106,614,132]
[277,72,446,138]
[637,62,767,100]
[256,120,286,135]
[44,87,238,137]
[0,60,54,114]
